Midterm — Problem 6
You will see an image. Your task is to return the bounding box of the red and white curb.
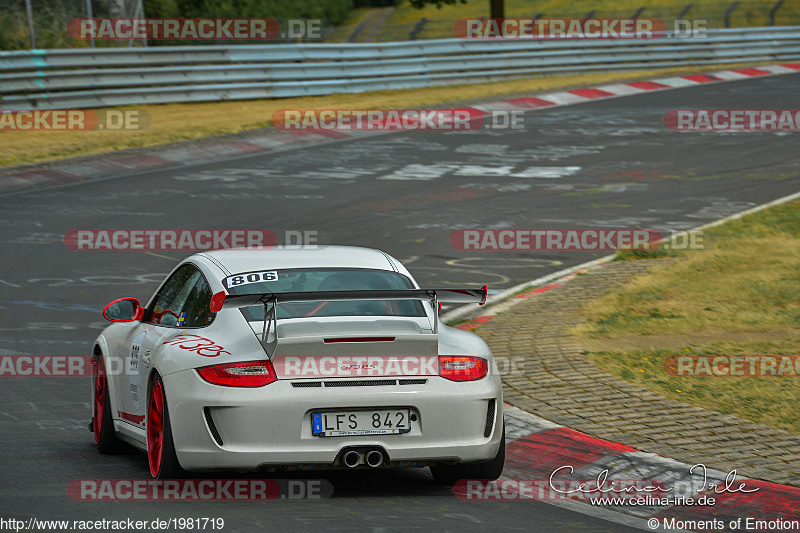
[497,64,800,111]
[501,404,800,531]
[1,63,798,196]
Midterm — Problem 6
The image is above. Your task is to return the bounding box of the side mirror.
[103,298,143,322]
[210,291,226,313]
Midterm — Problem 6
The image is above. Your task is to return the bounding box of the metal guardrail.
[1,27,799,109]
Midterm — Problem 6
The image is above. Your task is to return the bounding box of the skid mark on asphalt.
[35,419,90,431]
[0,401,91,431]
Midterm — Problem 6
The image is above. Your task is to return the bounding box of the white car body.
[91,246,503,477]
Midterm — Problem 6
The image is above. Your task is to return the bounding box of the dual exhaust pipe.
[342,449,385,468]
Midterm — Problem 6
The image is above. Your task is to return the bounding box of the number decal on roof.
[223,271,278,289]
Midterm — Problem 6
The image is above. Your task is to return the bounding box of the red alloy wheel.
[92,357,105,444]
[147,380,165,478]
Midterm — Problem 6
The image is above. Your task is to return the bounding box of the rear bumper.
[163,369,503,471]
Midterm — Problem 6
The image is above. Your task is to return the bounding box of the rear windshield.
[224,268,426,320]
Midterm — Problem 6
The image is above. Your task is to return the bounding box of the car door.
[125,264,216,423]
[109,318,148,428]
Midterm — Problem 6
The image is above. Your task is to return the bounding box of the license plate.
[312,409,411,437]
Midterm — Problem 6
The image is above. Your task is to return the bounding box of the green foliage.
[1,0,356,50]
[194,0,355,26]
[408,0,466,8]
[1,0,83,49]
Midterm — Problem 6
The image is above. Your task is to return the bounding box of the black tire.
[430,425,505,485]
[147,374,186,479]
[93,355,126,454]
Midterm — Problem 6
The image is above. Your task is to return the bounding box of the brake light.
[438,356,488,382]
[197,360,277,387]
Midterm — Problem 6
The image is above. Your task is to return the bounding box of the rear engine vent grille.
[484,399,496,438]
[292,379,428,388]
[203,407,224,446]
[291,381,322,388]
[323,379,397,387]
[291,379,428,388]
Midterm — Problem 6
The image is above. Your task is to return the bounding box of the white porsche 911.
[91,246,504,483]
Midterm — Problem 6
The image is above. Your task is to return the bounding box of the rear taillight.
[438,356,488,382]
[197,360,277,387]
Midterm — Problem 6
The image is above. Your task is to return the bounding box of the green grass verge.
[575,199,800,433]
[590,341,800,433]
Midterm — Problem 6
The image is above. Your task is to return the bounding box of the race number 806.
[223,271,278,289]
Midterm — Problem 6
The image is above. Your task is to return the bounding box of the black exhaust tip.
[343,450,361,468]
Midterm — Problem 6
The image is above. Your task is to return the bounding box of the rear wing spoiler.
[211,286,487,312]
[208,286,487,352]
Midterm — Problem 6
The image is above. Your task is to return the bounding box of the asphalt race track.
[0,73,798,531]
